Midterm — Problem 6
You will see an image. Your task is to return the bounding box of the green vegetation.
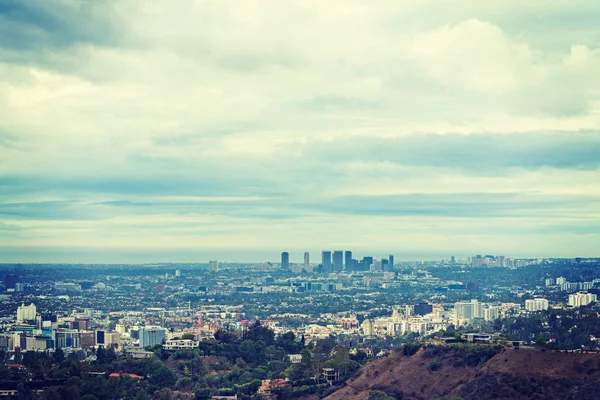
[2,322,370,399]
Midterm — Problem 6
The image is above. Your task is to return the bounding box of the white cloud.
[1,1,600,260]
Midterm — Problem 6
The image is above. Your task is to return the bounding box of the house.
[163,339,198,350]
[109,372,142,380]
[257,378,289,398]
[288,354,302,364]
[125,349,155,359]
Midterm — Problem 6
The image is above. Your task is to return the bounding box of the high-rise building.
[139,327,167,348]
[413,302,433,316]
[344,251,353,271]
[281,252,290,269]
[175,269,181,277]
[568,292,597,307]
[525,298,549,311]
[332,251,343,272]
[496,256,505,267]
[322,251,332,273]
[483,306,500,321]
[389,255,394,270]
[17,303,36,322]
[362,256,373,271]
[455,299,483,321]
[304,252,310,269]
[209,261,219,272]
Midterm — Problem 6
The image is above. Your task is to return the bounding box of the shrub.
[429,359,442,371]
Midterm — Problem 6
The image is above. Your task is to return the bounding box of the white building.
[16,303,37,322]
[545,278,554,287]
[525,298,549,312]
[455,299,483,321]
[361,319,374,336]
[291,265,303,274]
[556,277,567,285]
[568,292,597,307]
[209,261,219,272]
[483,306,500,321]
[163,339,198,350]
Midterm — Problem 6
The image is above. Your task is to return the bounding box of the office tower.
[304,252,311,271]
[472,255,483,267]
[362,256,373,271]
[322,251,332,273]
[281,252,290,269]
[332,251,343,272]
[209,261,219,272]
[175,269,181,277]
[450,256,455,265]
[496,255,505,267]
[139,327,167,348]
[413,302,433,316]
[389,254,394,270]
[344,251,353,271]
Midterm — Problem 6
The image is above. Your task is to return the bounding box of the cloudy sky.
[1,1,599,263]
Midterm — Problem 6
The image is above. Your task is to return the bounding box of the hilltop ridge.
[325,344,600,400]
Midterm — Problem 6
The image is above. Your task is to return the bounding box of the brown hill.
[324,344,600,400]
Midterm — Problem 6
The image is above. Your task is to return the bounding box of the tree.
[182,333,196,340]
[214,330,236,343]
[53,348,65,364]
[152,389,173,400]
[96,347,107,364]
[248,321,275,345]
[194,388,211,400]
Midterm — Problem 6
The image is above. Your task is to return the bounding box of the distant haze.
[1,1,599,263]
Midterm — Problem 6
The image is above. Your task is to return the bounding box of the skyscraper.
[322,251,332,273]
[389,254,394,270]
[209,261,219,272]
[362,256,373,271]
[281,252,290,269]
[304,252,310,269]
[344,251,353,271]
[333,251,343,272]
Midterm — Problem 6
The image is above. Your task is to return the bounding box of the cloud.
[1,1,600,261]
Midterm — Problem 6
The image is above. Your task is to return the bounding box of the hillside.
[325,344,600,400]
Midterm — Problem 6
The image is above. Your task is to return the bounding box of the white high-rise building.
[209,261,219,272]
[525,298,549,311]
[455,299,483,321]
[175,269,181,277]
[361,319,374,336]
[556,277,567,285]
[483,306,500,321]
[16,303,37,322]
[568,292,597,307]
[304,252,310,270]
[545,278,555,286]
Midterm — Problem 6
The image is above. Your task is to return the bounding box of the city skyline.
[2,1,600,263]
